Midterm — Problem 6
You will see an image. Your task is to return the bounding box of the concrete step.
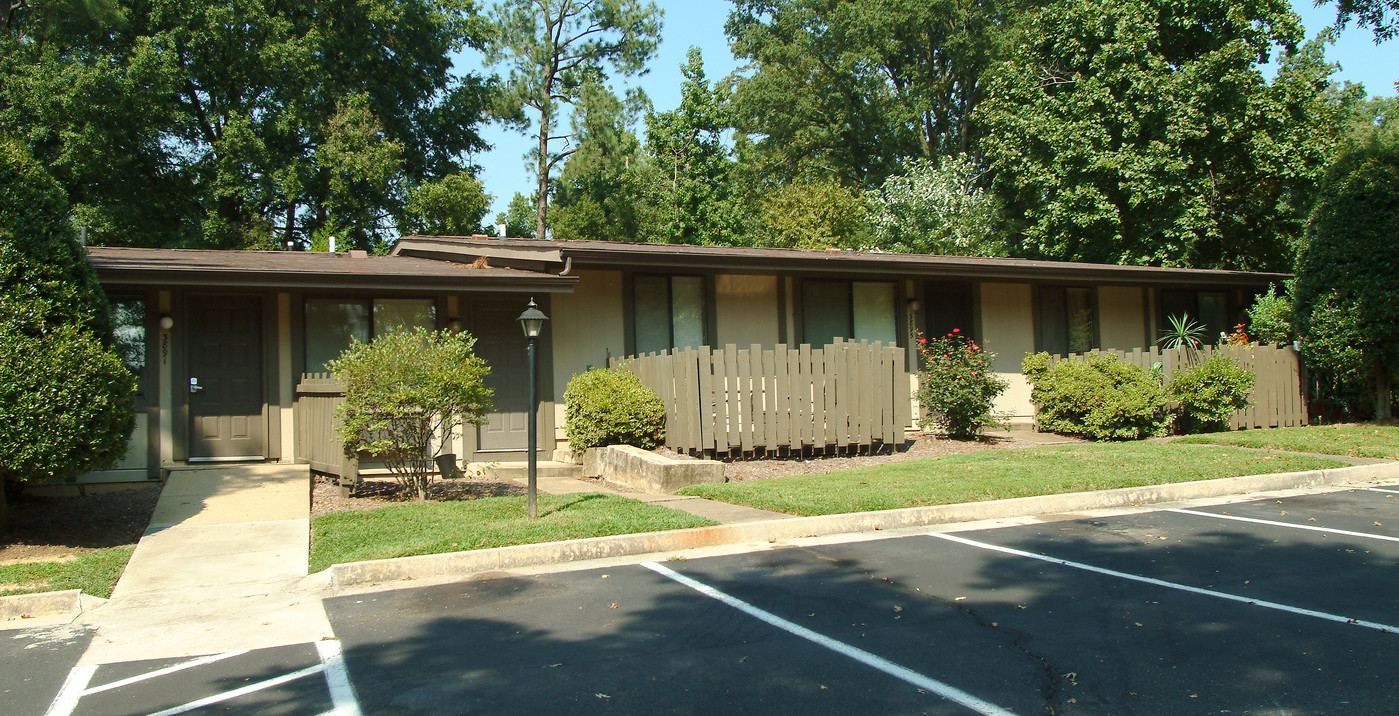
[477,461,582,480]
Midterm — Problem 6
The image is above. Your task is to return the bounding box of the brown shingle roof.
[396,235,1288,287]
[87,246,577,292]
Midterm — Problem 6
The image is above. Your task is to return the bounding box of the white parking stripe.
[1168,508,1399,543]
[80,650,249,697]
[928,532,1399,634]
[642,561,1015,716]
[1365,487,1399,495]
[145,663,326,716]
[316,640,362,716]
[43,664,95,716]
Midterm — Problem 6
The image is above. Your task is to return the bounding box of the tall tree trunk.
[1375,359,1392,421]
[536,109,550,240]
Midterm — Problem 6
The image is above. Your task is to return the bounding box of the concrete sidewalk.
[77,464,335,664]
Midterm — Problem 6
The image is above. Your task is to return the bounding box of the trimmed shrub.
[916,330,1008,439]
[564,367,666,452]
[1023,352,1171,440]
[330,328,492,500]
[1169,352,1255,433]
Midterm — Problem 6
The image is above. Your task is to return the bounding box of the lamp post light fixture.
[517,297,549,520]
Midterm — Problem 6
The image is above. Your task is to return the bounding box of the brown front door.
[188,295,265,460]
[473,299,533,451]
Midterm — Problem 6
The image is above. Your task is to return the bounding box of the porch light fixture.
[517,298,549,520]
[159,314,174,330]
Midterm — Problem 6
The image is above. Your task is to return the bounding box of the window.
[801,280,898,347]
[925,283,976,340]
[305,298,435,373]
[1038,287,1095,355]
[111,298,147,397]
[1159,290,1230,344]
[633,275,707,354]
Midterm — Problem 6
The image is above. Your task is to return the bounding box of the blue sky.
[463,0,1398,223]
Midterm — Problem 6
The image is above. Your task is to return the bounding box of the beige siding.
[1099,286,1147,351]
[715,274,781,348]
[551,270,627,444]
[980,282,1035,421]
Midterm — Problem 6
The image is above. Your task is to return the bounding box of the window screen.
[305,300,370,373]
[633,275,707,354]
[852,281,897,345]
[802,280,852,348]
[372,298,436,337]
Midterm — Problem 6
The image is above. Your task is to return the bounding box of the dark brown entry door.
[473,299,533,451]
[188,295,265,460]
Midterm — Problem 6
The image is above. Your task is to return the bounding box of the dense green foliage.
[1022,352,1171,440]
[865,156,1004,256]
[1169,352,1256,433]
[2,0,497,249]
[310,493,715,572]
[563,367,666,452]
[979,0,1339,271]
[1293,138,1399,419]
[330,328,493,500]
[679,443,1343,516]
[400,173,492,237]
[0,141,134,498]
[487,0,662,239]
[1246,285,1296,346]
[916,331,1007,439]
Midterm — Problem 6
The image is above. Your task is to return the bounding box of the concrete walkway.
[77,464,334,665]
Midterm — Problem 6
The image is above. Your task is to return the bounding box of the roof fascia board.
[394,236,564,264]
[92,270,578,293]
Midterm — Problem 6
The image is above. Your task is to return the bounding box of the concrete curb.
[328,461,1399,591]
[0,589,85,623]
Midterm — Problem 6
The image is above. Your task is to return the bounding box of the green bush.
[564,367,666,452]
[1168,352,1256,433]
[330,328,492,500]
[1246,284,1294,346]
[1023,352,1171,440]
[916,330,1008,439]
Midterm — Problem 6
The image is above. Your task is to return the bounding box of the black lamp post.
[517,297,548,520]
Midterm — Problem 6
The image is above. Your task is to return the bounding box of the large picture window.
[1038,286,1095,355]
[1160,290,1230,344]
[634,275,707,354]
[801,280,897,347]
[925,283,976,340]
[305,298,435,373]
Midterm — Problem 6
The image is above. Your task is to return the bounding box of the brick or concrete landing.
[477,461,582,481]
[78,464,334,665]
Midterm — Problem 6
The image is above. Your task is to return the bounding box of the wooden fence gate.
[1047,344,1307,430]
[612,340,910,456]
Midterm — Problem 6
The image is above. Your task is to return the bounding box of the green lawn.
[310,493,718,572]
[1176,424,1399,460]
[677,443,1347,516]
[0,547,135,599]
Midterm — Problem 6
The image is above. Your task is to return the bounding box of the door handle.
[189,378,204,394]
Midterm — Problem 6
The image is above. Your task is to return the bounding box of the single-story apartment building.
[83,236,1285,484]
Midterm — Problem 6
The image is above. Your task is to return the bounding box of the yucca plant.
[1158,314,1206,365]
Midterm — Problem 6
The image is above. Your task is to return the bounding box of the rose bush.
[916,329,1008,439]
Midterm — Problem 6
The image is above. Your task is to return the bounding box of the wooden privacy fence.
[294,373,350,476]
[1047,344,1307,430]
[611,340,910,456]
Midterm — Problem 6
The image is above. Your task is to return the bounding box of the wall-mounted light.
[159,314,174,330]
[906,299,920,314]
[447,318,462,332]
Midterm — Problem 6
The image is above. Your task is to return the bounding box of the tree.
[755,180,869,250]
[1293,138,1399,419]
[0,141,135,528]
[486,0,662,239]
[645,48,746,245]
[331,327,493,500]
[549,82,660,242]
[2,0,498,249]
[401,172,493,236]
[865,155,1004,256]
[725,0,1010,189]
[497,192,538,237]
[978,0,1341,271]
[1326,0,1399,41]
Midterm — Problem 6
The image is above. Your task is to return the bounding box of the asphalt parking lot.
[326,485,1399,715]
[14,484,1399,715]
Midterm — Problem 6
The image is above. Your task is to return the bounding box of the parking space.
[36,640,358,716]
[325,484,1399,714]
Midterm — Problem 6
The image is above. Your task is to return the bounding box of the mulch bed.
[310,475,526,519]
[0,485,160,565]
